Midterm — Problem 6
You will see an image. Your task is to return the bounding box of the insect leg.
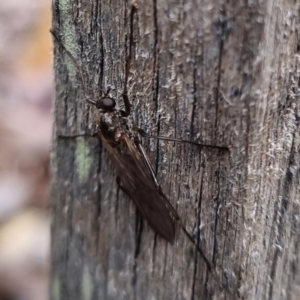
[116,176,128,193]
[50,29,99,106]
[137,127,230,151]
[134,137,213,270]
[159,188,213,271]
[122,4,137,117]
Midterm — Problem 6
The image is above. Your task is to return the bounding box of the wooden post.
[51,1,300,299]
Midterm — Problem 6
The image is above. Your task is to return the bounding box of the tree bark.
[50,1,300,299]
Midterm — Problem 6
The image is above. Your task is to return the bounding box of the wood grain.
[51,1,300,299]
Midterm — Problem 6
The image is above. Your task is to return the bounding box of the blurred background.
[0,1,51,299]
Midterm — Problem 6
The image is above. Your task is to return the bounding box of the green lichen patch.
[81,266,94,300]
[58,0,77,80]
[51,275,61,300]
[75,137,92,182]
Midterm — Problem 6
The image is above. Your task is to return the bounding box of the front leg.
[122,92,131,117]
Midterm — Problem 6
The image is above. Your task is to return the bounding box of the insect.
[51,5,229,271]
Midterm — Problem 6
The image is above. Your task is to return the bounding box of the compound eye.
[100,97,116,110]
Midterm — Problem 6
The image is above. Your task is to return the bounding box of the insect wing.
[102,134,175,243]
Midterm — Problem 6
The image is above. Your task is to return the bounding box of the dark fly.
[51,5,229,271]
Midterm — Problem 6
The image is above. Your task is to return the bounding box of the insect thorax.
[98,110,133,146]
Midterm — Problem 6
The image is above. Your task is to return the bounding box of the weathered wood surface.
[50,0,300,299]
